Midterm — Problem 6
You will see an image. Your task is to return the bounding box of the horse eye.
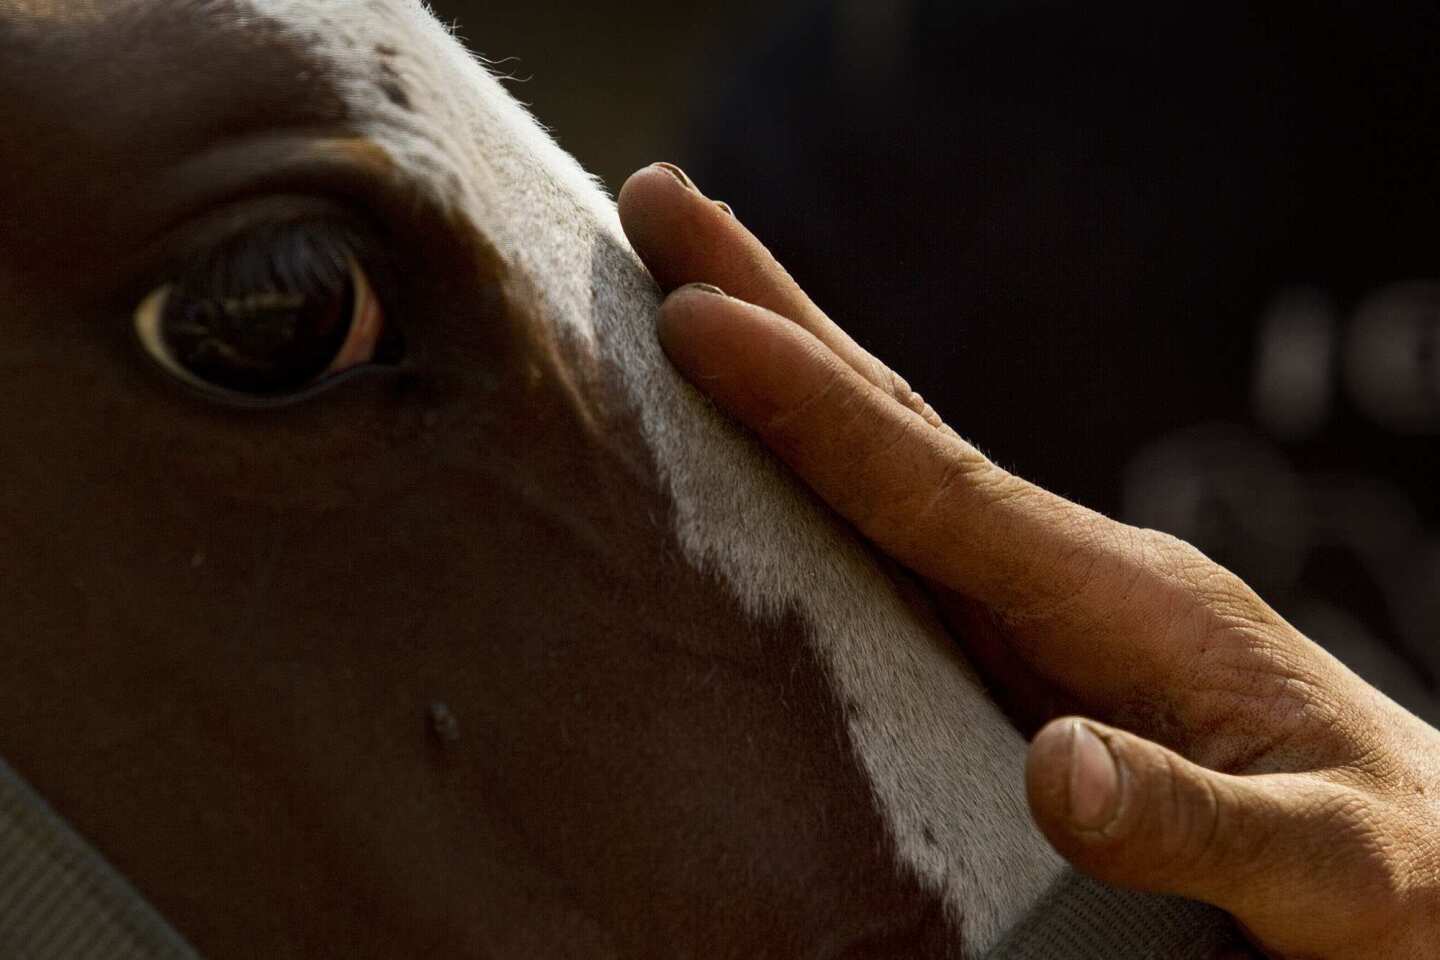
[133,221,402,405]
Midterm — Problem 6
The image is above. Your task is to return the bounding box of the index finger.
[657,285,1138,628]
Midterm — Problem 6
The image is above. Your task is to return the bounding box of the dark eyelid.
[140,196,374,291]
[118,132,438,303]
[135,133,414,244]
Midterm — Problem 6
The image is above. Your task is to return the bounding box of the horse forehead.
[241,0,624,317]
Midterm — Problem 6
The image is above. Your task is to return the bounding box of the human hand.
[618,163,1440,959]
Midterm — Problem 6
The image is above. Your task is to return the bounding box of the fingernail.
[654,162,697,192]
[680,282,727,298]
[715,201,735,217]
[1067,721,1120,830]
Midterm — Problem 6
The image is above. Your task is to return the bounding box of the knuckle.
[1124,528,1329,771]
[1073,743,1236,892]
[1189,771,1233,869]
[758,340,850,440]
[934,445,1007,505]
[915,397,945,429]
[1132,530,1255,622]
[883,365,918,410]
[1112,746,1267,890]
[1133,528,1268,623]
[884,432,991,528]
[1180,774,1271,882]
[1133,529,1234,600]
[882,366,947,429]
[818,399,936,538]
[999,508,1146,628]
[1183,628,1335,773]
[1148,753,1232,883]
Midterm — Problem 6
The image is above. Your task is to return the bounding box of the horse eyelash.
[179,218,367,305]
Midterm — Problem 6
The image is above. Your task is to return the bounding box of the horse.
[0,2,1242,956]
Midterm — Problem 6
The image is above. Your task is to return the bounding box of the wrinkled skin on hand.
[621,163,1440,960]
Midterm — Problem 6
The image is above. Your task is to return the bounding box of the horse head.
[0,2,1120,956]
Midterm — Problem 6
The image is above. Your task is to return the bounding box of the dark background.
[426,0,791,190]
[434,0,1440,722]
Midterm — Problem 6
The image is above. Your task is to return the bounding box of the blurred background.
[433,0,1440,724]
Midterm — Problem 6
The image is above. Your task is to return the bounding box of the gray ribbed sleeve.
[2,750,1269,960]
[985,870,1262,960]
[0,757,202,960]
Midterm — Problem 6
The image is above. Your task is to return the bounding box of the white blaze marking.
[242,0,1063,951]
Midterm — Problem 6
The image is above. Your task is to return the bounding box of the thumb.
[1025,717,1376,946]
